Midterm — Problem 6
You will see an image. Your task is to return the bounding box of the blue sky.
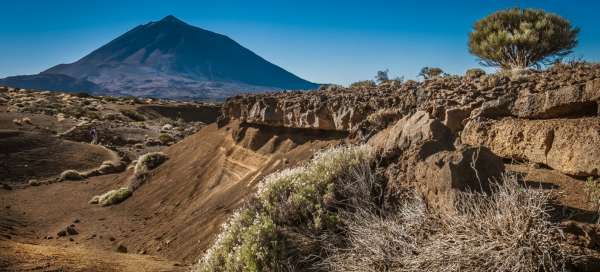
[1,0,599,85]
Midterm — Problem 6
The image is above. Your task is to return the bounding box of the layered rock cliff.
[222,62,600,177]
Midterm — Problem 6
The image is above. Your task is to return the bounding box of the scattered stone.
[116,244,128,253]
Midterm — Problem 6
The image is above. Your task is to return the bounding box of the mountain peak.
[159,15,185,24]
[36,15,318,99]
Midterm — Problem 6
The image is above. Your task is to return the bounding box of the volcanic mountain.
[0,15,318,100]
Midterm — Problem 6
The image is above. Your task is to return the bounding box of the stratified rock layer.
[462,117,600,176]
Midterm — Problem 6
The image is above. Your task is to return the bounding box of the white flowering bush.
[195,145,374,272]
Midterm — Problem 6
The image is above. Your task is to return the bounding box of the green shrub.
[120,109,146,121]
[374,69,389,84]
[349,80,376,89]
[158,133,173,145]
[465,68,486,79]
[90,187,132,206]
[418,67,444,79]
[134,152,168,176]
[195,145,375,272]
[469,8,579,69]
[60,169,84,181]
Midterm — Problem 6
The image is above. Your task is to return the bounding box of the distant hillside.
[1,15,318,100]
[0,74,101,93]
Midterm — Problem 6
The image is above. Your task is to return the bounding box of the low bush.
[158,133,173,145]
[324,174,568,272]
[60,169,84,181]
[349,80,376,89]
[90,187,132,206]
[134,152,168,176]
[465,68,486,79]
[195,145,376,272]
[120,109,146,121]
[196,146,570,272]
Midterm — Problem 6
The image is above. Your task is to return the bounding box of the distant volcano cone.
[2,15,318,99]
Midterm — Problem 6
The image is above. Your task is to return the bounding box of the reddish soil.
[0,121,344,270]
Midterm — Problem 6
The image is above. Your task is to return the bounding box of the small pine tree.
[469,8,579,70]
[375,69,389,84]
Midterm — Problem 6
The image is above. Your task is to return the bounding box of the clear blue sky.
[1,0,599,85]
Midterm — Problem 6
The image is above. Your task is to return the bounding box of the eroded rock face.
[368,111,454,158]
[462,117,600,176]
[223,90,419,131]
[475,80,600,119]
[368,111,455,207]
[415,146,505,213]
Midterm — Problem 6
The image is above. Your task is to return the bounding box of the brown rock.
[512,84,600,119]
[369,111,455,208]
[415,146,505,213]
[369,111,454,158]
[116,244,128,253]
[462,117,600,176]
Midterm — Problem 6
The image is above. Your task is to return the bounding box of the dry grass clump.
[130,152,168,190]
[195,145,376,272]
[59,169,84,181]
[324,174,568,272]
[195,143,568,272]
[89,187,132,206]
[134,152,168,176]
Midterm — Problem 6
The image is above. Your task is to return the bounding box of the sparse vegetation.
[120,109,146,121]
[128,152,168,190]
[134,152,168,176]
[469,8,579,70]
[374,69,389,84]
[465,68,486,79]
[196,144,571,272]
[59,169,84,181]
[324,174,567,272]
[90,187,132,206]
[584,176,600,223]
[349,80,376,89]
[158,133,173,145]
[195,145,375,271]
[418,67,444,79]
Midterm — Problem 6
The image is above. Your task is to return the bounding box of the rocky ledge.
[223,62,600,178]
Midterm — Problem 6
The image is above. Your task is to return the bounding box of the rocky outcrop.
[369,111,504,212]
[475,79,600,119]
[369,110,454,158]
[415,146,505,213]
[222,90,419,131]
[462,117,600,177]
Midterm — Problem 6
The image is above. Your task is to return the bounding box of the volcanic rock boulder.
[462,117,600,176]
[415,146,505,213]
[369,111,455,207]
[369,111,454,159]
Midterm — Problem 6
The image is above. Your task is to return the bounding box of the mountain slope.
[2,15,318,99]
[0,74,101,93]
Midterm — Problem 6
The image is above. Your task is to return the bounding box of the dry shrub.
[59,169,84,181]
[89,187,132,206]
[324,174,568,272]
[130,152,168,190]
